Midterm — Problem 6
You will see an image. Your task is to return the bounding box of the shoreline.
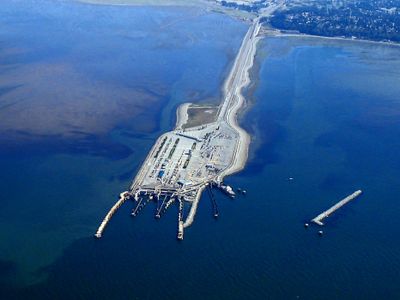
[218,22,261,181]
[264,31,400,48]
[76,0,256,19]
[76,0,206,6]
[77,0,400,48]
[175,103,191,130]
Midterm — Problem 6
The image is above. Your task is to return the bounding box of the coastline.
[218,22,262,180]
[175,103,191,130]
[75,0,256,19]
[264,31,400,48]
[76,0,206,6]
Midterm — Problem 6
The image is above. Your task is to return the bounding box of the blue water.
[1,1,400,299]
[0,0,247,288]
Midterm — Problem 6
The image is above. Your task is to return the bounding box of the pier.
[207,186,219,218]
[177,198,184,240]
[95,191,130,238]
[131,197,147,217]
[312,190,362,226]
[155,195,169,218]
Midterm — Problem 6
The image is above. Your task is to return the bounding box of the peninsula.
[94,18,261,240]
[90,0,291,240]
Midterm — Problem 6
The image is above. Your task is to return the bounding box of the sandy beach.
[218,21,261,181]
[175,103,191,130]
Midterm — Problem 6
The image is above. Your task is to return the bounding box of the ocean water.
[1,1,400,300]
[0,0,247,288]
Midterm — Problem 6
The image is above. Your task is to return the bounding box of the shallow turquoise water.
[1,1,400,299]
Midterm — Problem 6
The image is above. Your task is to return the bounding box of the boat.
[220,184,235,197]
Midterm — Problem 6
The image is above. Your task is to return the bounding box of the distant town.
[216,0,400,43]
